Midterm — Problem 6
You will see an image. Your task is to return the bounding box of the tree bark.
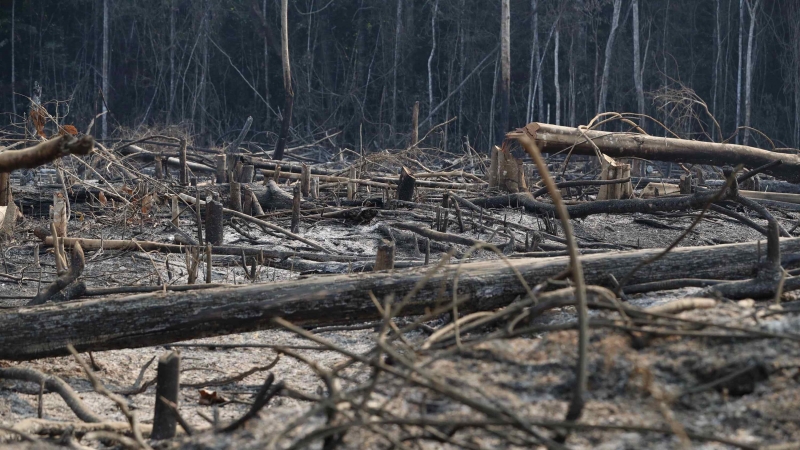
[0,136,94,172]
[743,0,760,146]
[167,0,176,125]
[427,0,439,117]
[736,0,745,144]
[498,0,510,141]
[374,240,395,271]
[396,166,416,201]
[712,0,722,141]
[391,0,403,134]
[10,0,16,118]
[101,0,109,140]
[516,123,800,182]
[411,101,419,148]
[553,28,561,126]
[568,32,576,127]
[632,0,645,128]
[204,198,224,246]
[199,1,209,143]
[151,352,180,440]
[273,0,293,161]
[4,238,800,361]
[597,0,622,115]
[526,0,538,123]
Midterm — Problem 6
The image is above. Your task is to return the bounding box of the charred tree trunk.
[4,238,800,361]
[396,166,416,201]
[498,0,510,142]
[273,0,294,161]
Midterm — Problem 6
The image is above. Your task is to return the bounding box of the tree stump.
[597,154,632,200]
[205,196,224,246]
[396,167,416,202]
[151,351,181,440]
[374,240,395,271]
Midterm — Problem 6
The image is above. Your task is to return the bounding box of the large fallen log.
[514,123,800,182]
[2,238,800,360]
[0,135,94,171]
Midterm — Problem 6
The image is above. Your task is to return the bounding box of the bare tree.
[632,0,645,128]
[499,0,510,138]
[457,0,466,139]
[554,28,560,126]
[489,54,499,144]
[736,0,744,144]
[263,0,271,123]
[199,1,209,142]
[597,0,622,115]
[10,0,16,118]
[391,0,403,133]
[427,0,439,117]
[743,0,760,146]
[793,4,800,148]
[526,0,539,123]
[569,31,576,127]
[712,0,722,141]
[167,0,176,125]
[101,0,109,140]
[273,0,294,161]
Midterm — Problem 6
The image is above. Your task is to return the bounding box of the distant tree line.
[0,0,798,154]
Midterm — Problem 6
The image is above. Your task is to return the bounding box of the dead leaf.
[58,125,78,136]
[30,106,47,139]
[140,194,154,215]
[97,192,107,207]
[198,389,228,405]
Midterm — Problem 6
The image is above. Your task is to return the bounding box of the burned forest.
[2,0,800,449]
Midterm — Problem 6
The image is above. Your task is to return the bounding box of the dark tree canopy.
[0,0,798,152]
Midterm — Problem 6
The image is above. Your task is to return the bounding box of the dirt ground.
[1,179,799,449]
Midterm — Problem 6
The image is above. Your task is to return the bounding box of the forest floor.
[2,177,799,449]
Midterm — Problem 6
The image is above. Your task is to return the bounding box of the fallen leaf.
[198,389,228,405]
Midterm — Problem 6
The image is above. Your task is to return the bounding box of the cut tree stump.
[396,167,416,201]
[486,145,527,193]
[640,182,681,199]
[3,237,800,360]
[597,154,632,200]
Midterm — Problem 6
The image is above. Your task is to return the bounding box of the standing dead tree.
[272,0,293,161]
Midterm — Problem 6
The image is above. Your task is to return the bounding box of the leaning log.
[2,237,800,360]
[514,123,800,182]
[0,135,93,171]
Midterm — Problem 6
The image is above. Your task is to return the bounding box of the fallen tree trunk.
[514,123,800,182]
[2,237,800,360]
[116,145,215,173]
[34,234,359,263]
[473,189,722,219]
[0,135,94,171]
